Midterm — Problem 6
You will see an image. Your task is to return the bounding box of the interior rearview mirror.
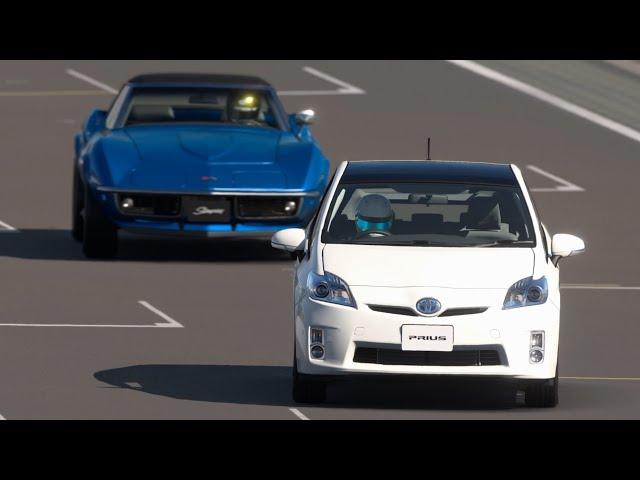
[551,233,585,266]
[271,228,307,253]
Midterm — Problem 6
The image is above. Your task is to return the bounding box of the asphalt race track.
[0,60,638,419]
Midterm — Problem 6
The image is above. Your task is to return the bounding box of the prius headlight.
[503,276,548,309]
[307,271,356,308]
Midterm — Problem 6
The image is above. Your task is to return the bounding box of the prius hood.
[322,244,535,289]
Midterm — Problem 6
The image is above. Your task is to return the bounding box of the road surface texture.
[0,60,638,419]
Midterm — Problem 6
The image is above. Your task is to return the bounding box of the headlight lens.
[307,271,356,308]
[503,276,548,309]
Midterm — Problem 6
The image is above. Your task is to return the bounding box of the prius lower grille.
[353,348,503,366]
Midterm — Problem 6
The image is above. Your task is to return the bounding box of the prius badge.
[416,297,442,315]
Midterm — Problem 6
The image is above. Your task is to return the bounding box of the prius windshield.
[321,182,536,247]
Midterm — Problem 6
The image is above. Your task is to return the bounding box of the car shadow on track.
[0,229,293,263]
[94,364,518,410]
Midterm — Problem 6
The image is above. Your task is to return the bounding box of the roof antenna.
[426,137,431,160]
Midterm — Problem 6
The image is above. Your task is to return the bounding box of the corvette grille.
[353,347,503,366]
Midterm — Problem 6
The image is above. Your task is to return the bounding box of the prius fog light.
[311,328,324,344]
[529,331,545,363]
[530,349,544,363]
[121,197,135,209]
[310,345,325,359]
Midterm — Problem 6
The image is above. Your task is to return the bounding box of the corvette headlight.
[503,276,548,309]
[307,271,356,308]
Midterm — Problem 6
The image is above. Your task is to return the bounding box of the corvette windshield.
[321,182,536,247]
[121,87,280,129]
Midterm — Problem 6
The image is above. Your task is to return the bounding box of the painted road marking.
[562,284,640,290]
[0,90,107,97]
[65,69,119,94]
[289,408,310,420]
[561,376,640,381]
[0,301,184,328]
[137,300,184,328]
[279,66,366,96]
[0,412,5,420]
[447,60,640,145]
[0,219,18,232]
[65,66,365,98]
[527,165,584,192]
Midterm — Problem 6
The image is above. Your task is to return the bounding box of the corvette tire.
[71,165,84,242]
[83,188,118,259]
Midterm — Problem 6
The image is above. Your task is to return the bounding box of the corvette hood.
[122,125,287,190]
[322,244,535,289]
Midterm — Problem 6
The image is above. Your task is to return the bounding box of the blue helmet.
[355,194,394,233]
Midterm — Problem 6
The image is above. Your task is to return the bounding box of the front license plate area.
[401,325,454,351]
[183,196,232,223]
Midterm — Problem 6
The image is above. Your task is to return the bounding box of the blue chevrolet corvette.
[72,73,330,258]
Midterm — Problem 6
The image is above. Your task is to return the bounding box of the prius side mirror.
[551,233,585,266]
[271,228,307,253]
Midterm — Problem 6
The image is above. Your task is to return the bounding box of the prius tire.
[82,188,118,259]
[292,354,327,404]
[71,165,84,242]
[524,366,559,408]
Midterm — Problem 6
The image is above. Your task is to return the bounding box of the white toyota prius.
[272,160,585,407]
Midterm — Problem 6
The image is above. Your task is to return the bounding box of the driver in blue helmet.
[355,194,395,237]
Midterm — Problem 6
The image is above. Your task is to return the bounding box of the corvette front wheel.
[82,188,118,259]
[71,165,84,242]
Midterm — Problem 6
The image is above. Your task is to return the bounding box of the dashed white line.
[446,60,640,145]
[278,66,366,96]
[526,165,585,192]
[289,408,310,420]
[0,219,18,232]
[65,69,119,95]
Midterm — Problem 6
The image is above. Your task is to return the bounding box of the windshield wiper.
[472,240,535,247]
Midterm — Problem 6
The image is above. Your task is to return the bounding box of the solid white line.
[137,301,184,328]
[526,165,584,192]
[0,219,18,232]
[0,301,184,328]
[561,376,640,381]
[0,413,5,420]
[65,69,119,95]
[289,408,310,420]
[446,60,640,145]
[278,67,366,96]
[561,285,640,290]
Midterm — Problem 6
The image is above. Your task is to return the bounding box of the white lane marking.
[0,219,18,232]
[526,165,584,192]
[289,408,310,420]
[65,69,119,95]
[0,301,184,328]
[64,66,364,97]
[0,412,5,420]
[278,67,366,96]
[561,376,640,381]
[137,301,184,328]
[0,90,107,97]
[447,60,640,145]
[562,284,640,290]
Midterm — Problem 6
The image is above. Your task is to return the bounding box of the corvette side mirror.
[271,228,306,253]
[551,233,585,266]
[295,109,315,125]
[84,109,107,139]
